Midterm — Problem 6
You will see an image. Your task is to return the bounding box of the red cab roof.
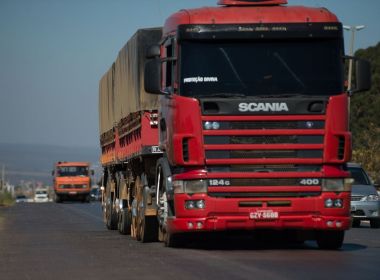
[55,161,90,167]
[164,4,338,35]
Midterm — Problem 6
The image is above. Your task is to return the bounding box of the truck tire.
[106,199,118,230]
[165,232,185,248]
[316,230,344,250]
[156,158,174,242]
[82,195,91,203]
[139,177,159,242]
[370,219,380,228]
[140,215,159,243]
[55,195,62,203]
[105,175,118,230]
[131,176,143,241]
[118,209,132,235]
[352,219,361,228]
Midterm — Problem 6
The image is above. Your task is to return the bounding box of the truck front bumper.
[167,214,351,233]
[167,192,351,233]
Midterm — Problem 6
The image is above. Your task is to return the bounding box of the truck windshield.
[180,39,344,97]
[57,166,89,177]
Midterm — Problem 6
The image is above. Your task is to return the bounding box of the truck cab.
[143,0,371,248]
[52,161,93,203]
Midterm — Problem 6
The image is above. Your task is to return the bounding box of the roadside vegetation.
[0,191,14,207]
[351,42,380,183]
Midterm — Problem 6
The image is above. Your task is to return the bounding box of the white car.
[34,190,49,203]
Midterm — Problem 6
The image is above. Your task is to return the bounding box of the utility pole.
[343,25,365,91]
[0,164,4,191]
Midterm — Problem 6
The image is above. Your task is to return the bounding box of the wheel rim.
[156,166,169,240]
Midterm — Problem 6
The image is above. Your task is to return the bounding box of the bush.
[0,191,14,206]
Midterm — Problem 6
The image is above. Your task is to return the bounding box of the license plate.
[250,210,279,220]
[69,191,77,195]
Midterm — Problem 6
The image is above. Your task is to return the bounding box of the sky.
[0,0,379,148]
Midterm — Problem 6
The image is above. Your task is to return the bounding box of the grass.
[0,191,14,207]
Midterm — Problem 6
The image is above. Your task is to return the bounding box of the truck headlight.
[322,178,352,192]
[203,121,220,130]
[173,180,207,194]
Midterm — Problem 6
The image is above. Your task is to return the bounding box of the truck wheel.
[165,232,185,248]
[118,209,132,235]
[55,195,62,203]
[370,219,380,228]
[316,231,344,250]
[106,197,118,230]
[82,195,91,203]
[140,215,159,243]
[132,176,143,240]
[352,219,361,228]
[156,158,176,245]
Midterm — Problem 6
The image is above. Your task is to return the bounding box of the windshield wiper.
[219,47,247,89]
[273,52,306,90]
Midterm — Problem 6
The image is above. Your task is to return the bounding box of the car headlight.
[322,178,352,192]
[361,195,380,202]
[173,180,207,194]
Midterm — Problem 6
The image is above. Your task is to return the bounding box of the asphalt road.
[1,202,379,280]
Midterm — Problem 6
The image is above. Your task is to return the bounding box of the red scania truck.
[99,0,370,248]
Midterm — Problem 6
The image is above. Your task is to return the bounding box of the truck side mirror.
[51,170,54,176]
[144,58,162,94]
[353,59,371,93]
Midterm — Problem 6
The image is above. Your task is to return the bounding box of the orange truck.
[52,161,93,203]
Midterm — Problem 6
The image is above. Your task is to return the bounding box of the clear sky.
[0,0,379,148]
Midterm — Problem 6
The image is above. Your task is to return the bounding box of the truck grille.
[206,149,323,159]
[205,135,323,145]
[223,120,325,130]
[207,165,322,173]
[202,115,325,199]
[59,184,86,189]
[212,178,320,186]
[203,116,325,165]
[208,192,321,198]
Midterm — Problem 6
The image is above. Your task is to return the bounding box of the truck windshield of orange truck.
[179,25,344,98]
[57,166,89,177]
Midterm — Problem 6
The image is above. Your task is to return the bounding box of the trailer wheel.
[105,178,118,230]
[106,198,118,230]
[118,209,132,235]
[140,215,159,243]
[316,230,344,250]
[131,176,142,240]
[138,173,158,242]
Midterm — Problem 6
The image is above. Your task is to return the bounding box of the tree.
[351,42,380,182]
